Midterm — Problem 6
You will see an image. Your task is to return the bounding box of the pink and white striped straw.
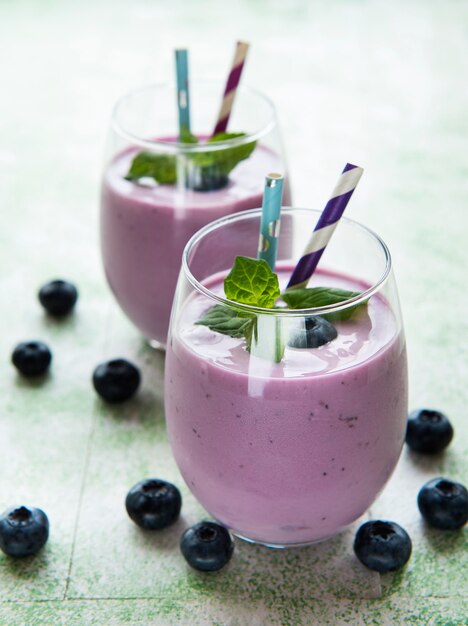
[212,41,250,136]
[287,163,364,290]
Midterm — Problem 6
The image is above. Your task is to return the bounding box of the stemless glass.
[100,81,291,348]
[165,208,408,548]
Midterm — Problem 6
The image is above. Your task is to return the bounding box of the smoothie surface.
[104,142,286,212]
[176,266,400,378]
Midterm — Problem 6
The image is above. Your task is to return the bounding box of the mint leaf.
[179,126,198,144]
[189,133,256,190]
[125,152,177,184]
[224,257,280,308]
[281,287,366,321]
[203,132,256,176]
[195,257,283,360]
[125,132,255,189]
[196,304,256,351]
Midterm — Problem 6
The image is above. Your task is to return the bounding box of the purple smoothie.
[100,145,291,345]
[165,267,408,546]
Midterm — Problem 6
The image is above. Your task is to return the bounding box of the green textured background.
[0,1,467,624]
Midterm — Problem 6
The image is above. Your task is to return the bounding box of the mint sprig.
[192,132,256,177]
[195,257,368,362]
[281,287,367,321]
[125,132,256,190]
[196,256,278,357]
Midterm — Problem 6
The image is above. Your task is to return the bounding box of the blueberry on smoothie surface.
[0,506,49,557]
[417,478,468,530]
[38,279,78,316]
[125,479,182,530]
[189,165,228,192]
[92,358,141,403]
[180,521,234,572]
[11,341,52,377]
[353,520,412,573]
[287,315,338,349]
[405,409,454,454]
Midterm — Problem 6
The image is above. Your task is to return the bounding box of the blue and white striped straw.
[287,163,364,289]
[175,49,191,140]
[257,173,284,270]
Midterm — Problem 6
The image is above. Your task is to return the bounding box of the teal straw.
[175,49,191,141]
[257,173,284,270]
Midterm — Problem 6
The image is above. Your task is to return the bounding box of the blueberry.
[287,316,337,349]
[0,506,49,557]
[11,341,52,376]
[180,521,234,572]
[125,479,182,530]
[417,478,468,530]
[92,358,140,403]
[189,166,228,192]
[353,520,412,573]
[406,409,454,454]
[38,279,78,316]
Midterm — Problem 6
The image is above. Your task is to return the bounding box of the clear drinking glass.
[165,207,408,547]
[100,81,291,348]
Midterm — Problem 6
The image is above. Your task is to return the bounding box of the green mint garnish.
[196,259,367,362]
[192,132,256,177]
[281,287,367,321]
[125,152,177,184]
[195,304,255,338]
[224,256,280,308]
[196,305,257,353]
[196,257,280,360]
[124,132,256,190]
[179,126,198,144]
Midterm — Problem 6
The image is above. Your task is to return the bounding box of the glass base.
[147,338,166,351]
[231,529,339,549]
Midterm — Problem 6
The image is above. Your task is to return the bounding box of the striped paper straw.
[175,49,191,140]
[286,163,364,289]
[257,173,284,270]
[212,41,250,136]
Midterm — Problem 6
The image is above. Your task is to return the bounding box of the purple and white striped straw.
[286,163,364,290]
[212,41,250,136]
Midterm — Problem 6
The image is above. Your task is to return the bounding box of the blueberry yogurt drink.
[100,82,290,347]
[165,208,408,547]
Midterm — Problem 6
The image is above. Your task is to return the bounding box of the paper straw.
[286,163,364,289]
[257,173,284,270]
[175,49,191,140]
[212,41,250,136]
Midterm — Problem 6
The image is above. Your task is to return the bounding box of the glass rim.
[182,207,392,317]
[110,80,277,154]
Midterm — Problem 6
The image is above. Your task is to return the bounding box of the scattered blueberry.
[417,478,468,530]
[11,341,52,377]
[180,521,234,572]
[353,520,412,573]
[38,279,78,316]
[287,316,338,349]
[406,409,454,454]
[92,358,140,403]
[125,479,182,530]
[0,506,49,557]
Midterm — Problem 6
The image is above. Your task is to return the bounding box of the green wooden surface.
[0,1,467,624]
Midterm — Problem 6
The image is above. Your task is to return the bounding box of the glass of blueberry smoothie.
[164,208,408,547]
[100,81,290,348]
